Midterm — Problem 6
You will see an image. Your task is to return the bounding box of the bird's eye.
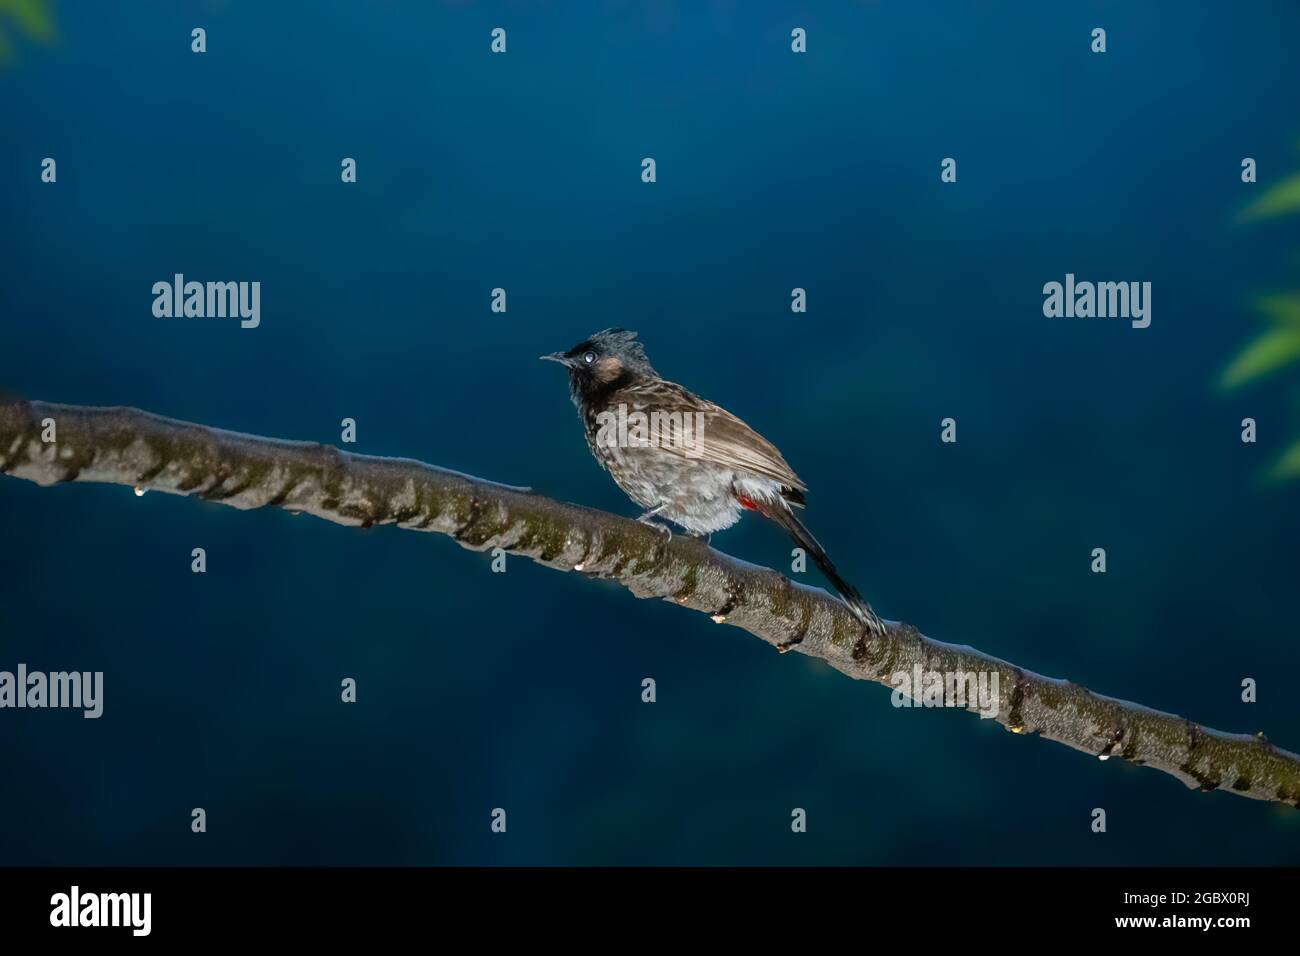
[582,351,596,365]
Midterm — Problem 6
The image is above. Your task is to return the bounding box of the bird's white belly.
[592,442,782,536]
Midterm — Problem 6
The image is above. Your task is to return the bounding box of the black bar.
[0,866,1286,941]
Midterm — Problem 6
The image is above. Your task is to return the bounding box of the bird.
[541,327,884,636]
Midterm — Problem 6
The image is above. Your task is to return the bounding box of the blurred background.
[2,1,1299,864]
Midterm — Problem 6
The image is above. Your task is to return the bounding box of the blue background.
[2,1,1299,864]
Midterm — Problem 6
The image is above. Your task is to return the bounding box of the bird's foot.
[637,512,673,542]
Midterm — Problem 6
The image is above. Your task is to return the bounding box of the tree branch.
[3,398,1297,808]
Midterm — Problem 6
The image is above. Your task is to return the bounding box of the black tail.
[759,501,885,634]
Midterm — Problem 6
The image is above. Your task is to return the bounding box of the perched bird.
[542,328,884,635]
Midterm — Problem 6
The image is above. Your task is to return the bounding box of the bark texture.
[3,399,1297,807]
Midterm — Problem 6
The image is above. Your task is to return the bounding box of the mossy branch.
[3,399,1298,808]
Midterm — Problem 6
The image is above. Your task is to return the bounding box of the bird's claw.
[638,516,673,542]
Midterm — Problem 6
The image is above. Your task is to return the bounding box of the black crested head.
[540,328,658,405]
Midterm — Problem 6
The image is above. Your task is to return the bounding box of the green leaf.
[0,0,56,41]
[1271,440,1300,480]
[1257,292,1300,327]
[1239,171,1300,222]
[1219,325,1300,388]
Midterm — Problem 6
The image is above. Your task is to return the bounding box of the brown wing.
[613,379,808,495]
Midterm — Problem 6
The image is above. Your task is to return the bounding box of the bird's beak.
[540,352,569,365]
